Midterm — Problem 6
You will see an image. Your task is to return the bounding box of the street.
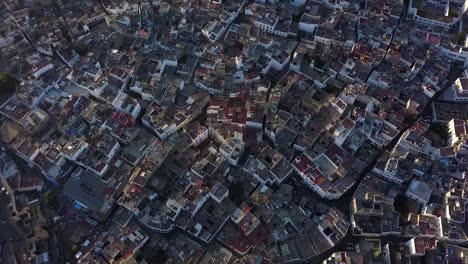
[0,192,29,264]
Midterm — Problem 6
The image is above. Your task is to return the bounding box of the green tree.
[72,43,88,56]
[71,244,78,253]
[325,84,339,95]
[229,182,245,206]
[403,114,417,125]
[44,190,57,206]
[429,123,447,140]
[372,250,381,260]
[0,72,16,96]
[454,31,467,45]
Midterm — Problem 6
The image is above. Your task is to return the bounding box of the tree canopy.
[229,181,245,206]
[72,43,89,56]
[0,72,16,97]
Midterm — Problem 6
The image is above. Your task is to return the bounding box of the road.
[0,192,29,264]
[0,204,18,264]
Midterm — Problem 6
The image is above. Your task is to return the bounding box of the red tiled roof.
[293,154,314,173]
[342,117,355,129]
[314,175,326,185]
[112,111,135,127]
[19,175,43,189]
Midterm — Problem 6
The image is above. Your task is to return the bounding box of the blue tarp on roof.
[74,202,82,210]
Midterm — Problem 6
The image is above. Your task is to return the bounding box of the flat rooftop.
[433,101,468,122]
[63,169,106,212]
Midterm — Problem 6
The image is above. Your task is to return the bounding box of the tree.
[0,72,16,97]
[314,57,325,69]
[403,114,417,125]
[44,190,58,207]
[305,52,315,64]
[325,84,339,95]
[72,43,88,56]
[429,123,447,140]
[393,194,410,217]
[453,31,467,45]
[229,182,245,206]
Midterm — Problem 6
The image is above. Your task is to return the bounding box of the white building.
[202,21,226,43]
[447,118,467,145]
[253,16,278,34]
[298,13,318,33]
[32,62,54,78]
[112,92,142,120]
[219,139,244,166]
[451,77,468,101]
[405,180,432,205]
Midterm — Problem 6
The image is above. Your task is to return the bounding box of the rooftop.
[63,169,107,212]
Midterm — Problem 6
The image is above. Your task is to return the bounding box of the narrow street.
[0,192,29,264]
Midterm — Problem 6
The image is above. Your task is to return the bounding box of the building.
[351,192,402,236]
[185,122,209,146]
[405,180,432,205]
[219,138,244,166]
[447,118,468,145]
[408,0,466,29]
[292,144,356,200]
[0,96,50,134]
[451,77,468,101]
[243,146,293,184]
[63,168,113,217]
